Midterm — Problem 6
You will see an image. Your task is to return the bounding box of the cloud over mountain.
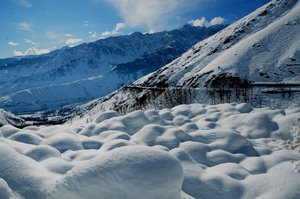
[106,0,199,30]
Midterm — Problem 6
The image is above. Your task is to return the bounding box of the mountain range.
[0,24,225,114]
[71,0,300,123]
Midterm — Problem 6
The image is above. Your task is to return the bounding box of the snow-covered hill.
[0,24,224,114]
[0,103,299,198]
[74,0,300,118]
[136,0,300,87]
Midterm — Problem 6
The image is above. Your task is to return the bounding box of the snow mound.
[0,178,14,199]
[51,146,183,199]
[0,103,300,198]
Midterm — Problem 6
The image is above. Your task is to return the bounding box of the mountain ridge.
[0,24,225,114]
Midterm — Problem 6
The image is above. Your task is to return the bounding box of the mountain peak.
[130,31,144,37]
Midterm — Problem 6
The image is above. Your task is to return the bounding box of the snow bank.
[51,146,183,199]
[0,103,299,198]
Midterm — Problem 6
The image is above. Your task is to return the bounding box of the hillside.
[136,0,300,87]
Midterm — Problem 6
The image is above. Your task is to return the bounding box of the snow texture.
[0,103,299,199]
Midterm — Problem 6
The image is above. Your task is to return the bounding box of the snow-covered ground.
[0,103,299,198]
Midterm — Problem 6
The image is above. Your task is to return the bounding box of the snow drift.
[0,103,299,198]
[51,146,183,199]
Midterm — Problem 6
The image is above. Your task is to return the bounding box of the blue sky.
[0,0,271,58]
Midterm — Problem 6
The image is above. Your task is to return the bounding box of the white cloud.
[8,42,19,46]
[13,47,50,56]
[106,0,199,30]
[148,29,156,34]
[189,17,209,27]
[45,31,60,40]
[115,22,126,31]
[101,31,113,37]
[189,16,226,27]
[84,20,95,27]
[45,31,69,45]
[210,17,226,26]
[101,22,126,37]
[84,21,89,27]
[65,38,82,46]
[18,22,32,32]
[13,50,23,56]
[24,39,38,45]
[89,32,97,39]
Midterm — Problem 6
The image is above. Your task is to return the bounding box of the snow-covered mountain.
[137,0,300,87]
[0,24,225,114]
[73,0,300,119]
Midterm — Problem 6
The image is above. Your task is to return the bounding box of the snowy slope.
[136,0,300,87]
[0,103,299,198]
[75,0,300,117]
[0,24,224,114]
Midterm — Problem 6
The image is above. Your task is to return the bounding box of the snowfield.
[0,103,299,199]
